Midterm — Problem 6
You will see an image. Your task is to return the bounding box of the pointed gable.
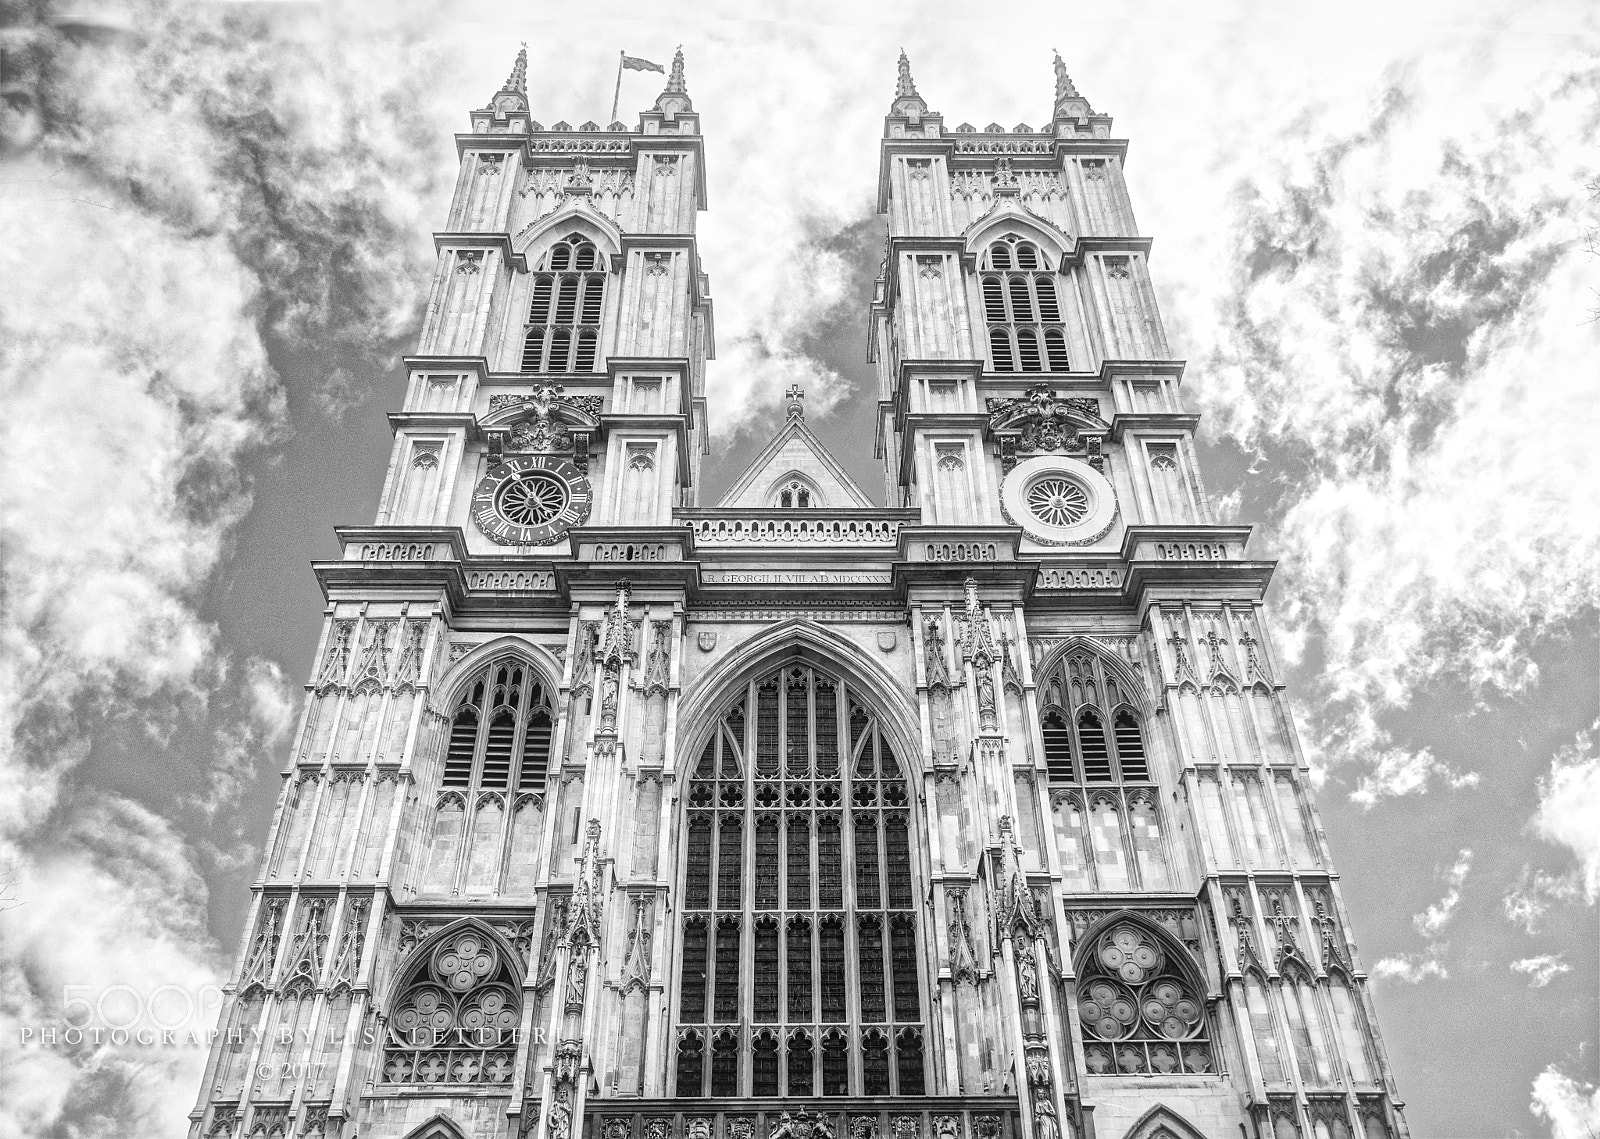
[716,412,875,509]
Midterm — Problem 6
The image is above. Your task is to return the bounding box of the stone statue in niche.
[565,952,588,1011]
[1016,941,1040,1005]
[961,580,1000,731]
[548,1092,572,1139]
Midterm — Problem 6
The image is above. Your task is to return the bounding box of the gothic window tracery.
[674,662,926,1096]
[380,926,520,1085]
[772,476,822,509]
[522,234,606,373]
[420,655,552,896]
[1040,649,1172,891]
[1075,920,1213,1076]
[980,235,1070,373]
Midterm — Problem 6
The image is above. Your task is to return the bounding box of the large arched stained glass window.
[674,662,926,1097]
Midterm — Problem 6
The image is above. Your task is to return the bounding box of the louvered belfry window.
[443,658,554,794]
[1039,649,1172,893]
[521,233,605,374]
[674,663,926,1097]
[981,234,1071,373]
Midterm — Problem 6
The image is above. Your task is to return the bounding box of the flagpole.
[610,50,624,124]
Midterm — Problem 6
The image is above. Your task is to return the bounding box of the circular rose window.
[1025,476,1090,527]
[1001,455,1118,545]
[495,469,569,526]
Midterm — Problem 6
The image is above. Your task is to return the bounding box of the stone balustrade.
[690,517,901,547]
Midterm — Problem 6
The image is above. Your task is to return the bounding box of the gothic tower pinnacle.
[492,42,529,112]
[654,45,691,113]
[890,48,929,119]
[1051,50,1093,124]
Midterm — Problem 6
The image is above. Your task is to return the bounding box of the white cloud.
[1504,867,1586,934]
[1532,1067,1600,1139]
[0,799,225,1139]
[1161,39,1600,799]
[1374,848,1471,983]
[1532,723,1600,902]
[1511,954,1571,988]
[0,4,452,1133]
[1370,953,1450,984]
[1413,849,1472,938]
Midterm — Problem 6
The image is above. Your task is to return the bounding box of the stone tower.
[189,47,1408,1139]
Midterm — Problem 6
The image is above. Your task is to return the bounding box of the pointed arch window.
[422,656,553,896]
[674,663,926,1096]
[522,233,606,373]
[380,926,520,1085]
[1076,920,1213,1076]
[981,234,1071,373]
[1039,649,1172,892]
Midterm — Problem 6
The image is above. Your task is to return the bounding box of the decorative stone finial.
[785,384,805,419]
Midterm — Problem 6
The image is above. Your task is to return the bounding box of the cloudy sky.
[0,0,1596,1136]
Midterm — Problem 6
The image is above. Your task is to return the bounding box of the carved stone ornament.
[947,888,981,984]
[790,1112,835,1139]
[566,819,605,945]
[1228,891,1264,973]
[686,1119,713,1139]
[697,629,718,652]
[1166,624,1199,685]
[604,1121,632,1139]
[642,620,672,695]
[730,1119,756,1139]
[851,1118,879,1139]
[934,1118,960,1139]
[645,1120,672,1139]
[877,629,897,652]
[553,1040,583,1086]
[893,1119,919,1139]
[986,385,1108,470]
[923,615,954,690]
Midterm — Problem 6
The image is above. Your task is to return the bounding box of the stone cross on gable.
[785,384,805,418]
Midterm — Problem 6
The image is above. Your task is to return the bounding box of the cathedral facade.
[188,48,1408,1139]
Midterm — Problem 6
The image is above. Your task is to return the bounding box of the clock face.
[471,456,591,546]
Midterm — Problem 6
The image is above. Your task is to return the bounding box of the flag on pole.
[621,54,665,73]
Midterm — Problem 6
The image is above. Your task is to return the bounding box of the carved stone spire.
[1051,50,1093,120]
[487,43,530,114]
[896,49,919,99]
[654,46,693,113]
[890,49,929,119]
[503,43,528,98]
